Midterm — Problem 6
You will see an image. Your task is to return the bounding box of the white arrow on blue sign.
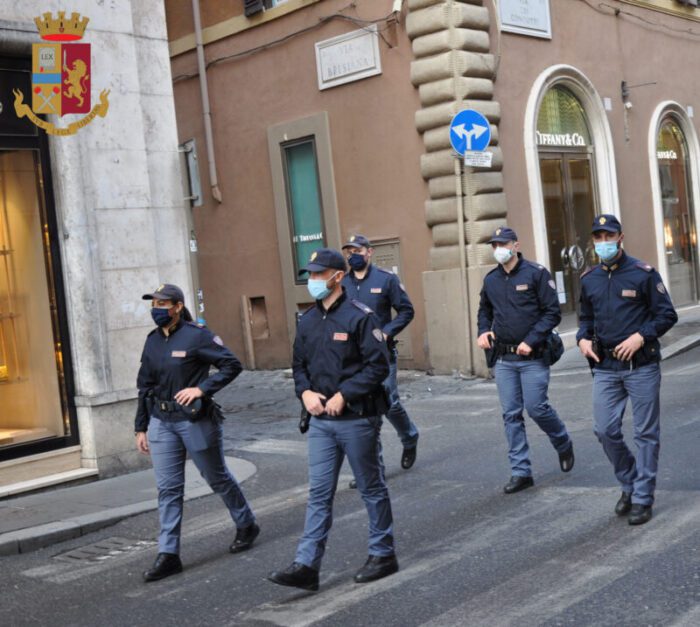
[449,109,491,155]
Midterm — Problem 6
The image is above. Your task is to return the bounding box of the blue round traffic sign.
[449,109,491,155]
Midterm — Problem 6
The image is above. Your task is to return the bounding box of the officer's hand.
[135,432,150,455]
[614,332,645,362]
[578,339,599,363]
[302,390,327,416]
[174,386,204,406]
[325,392,346,417]
[516,342,532,356]
[477,331,495,350]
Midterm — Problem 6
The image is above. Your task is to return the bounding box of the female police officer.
[135,284,259,582]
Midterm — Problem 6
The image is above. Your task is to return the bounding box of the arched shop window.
[656,117,699,306]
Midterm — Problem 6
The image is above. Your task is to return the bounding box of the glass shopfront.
[0,57,77,461]
[537,85,599,329]
[656,117,699,306]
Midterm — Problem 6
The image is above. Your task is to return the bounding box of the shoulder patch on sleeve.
[351,299,374,315]
[636,262,654,272]
[372,328,384,342]
[213,335,224,346]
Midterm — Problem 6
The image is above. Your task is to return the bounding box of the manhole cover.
[54,537,156,562]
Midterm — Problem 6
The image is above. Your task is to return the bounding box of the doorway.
[537,85,599,329]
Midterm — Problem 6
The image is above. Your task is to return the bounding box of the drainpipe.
[192,0,223,203]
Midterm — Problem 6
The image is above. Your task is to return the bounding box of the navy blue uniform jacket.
[135,320,242,432]
[576,251,678,348]
[341,264,414,348]
[477,254,561,348]
[293,289,390,419]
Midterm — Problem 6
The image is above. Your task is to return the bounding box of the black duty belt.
[495,343,542,360]
[155,399,178,412]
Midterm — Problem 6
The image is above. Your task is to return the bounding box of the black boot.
[354,555,399,583]
[614,492,632,516]
[503,475,534,494]
[559,443,575,473]
[143,553,183,583]
[401,446,417,470]
[229,522,260,553]
[628,504,653,526]
[267,562,319,591]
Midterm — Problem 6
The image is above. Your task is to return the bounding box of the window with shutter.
[244,0,264,17]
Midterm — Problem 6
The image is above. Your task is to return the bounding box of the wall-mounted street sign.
[499,0,552,40]
[450,109,492,167]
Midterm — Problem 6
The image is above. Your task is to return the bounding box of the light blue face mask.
[307,272,339,300]
[594,240,619,261]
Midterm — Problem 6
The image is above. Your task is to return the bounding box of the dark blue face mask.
[151,307,173,327]
[348,253,368,271]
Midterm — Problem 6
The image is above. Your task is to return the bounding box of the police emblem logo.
[656,282,666,294]
[333,332,348,341]
[12,11,110,136]
[158,284,165,291]
[599,217,607,225]
[372,328,384,342]
[213,335,224,346]
[310,251,318,261]
[350,236,356,242]
[496,228,502,235]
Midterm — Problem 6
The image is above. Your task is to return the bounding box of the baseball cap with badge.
[591,214,622,234]
[341,234,371,249]
[488,226,518,243]
[142,283,185,303]
[298,248,347,276]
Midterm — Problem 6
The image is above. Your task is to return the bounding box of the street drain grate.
[54,537,156,563]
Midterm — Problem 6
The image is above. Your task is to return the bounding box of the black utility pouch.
[541,332,564,367]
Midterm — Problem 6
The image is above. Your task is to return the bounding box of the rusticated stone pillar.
[407,0,506,375]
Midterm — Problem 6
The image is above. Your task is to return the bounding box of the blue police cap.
[591,214,622,233]
[488,226,518,243]
[142,283,185,302]
[299,248,347,276]
[341,234,371,249]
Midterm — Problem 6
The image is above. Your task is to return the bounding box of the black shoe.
[503,476,534,494]
[354,554,399,583]
[349,479,357,489]
[401,446,417,470]
[143,553,183,582]
[559,443,575,473]
[229,522,260,553]
[267,562,319,591]
[628,504,653,526]
[615,492,632,516]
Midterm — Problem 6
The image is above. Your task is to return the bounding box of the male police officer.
[341,235,420,475]
[477,227,574,494]
[578,214,677,525]
[268,248,398,591]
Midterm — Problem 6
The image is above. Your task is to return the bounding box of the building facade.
[0,0,194,493]
[166,0,700,375]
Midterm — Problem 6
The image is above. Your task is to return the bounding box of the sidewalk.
[553,303,700,373]
[0,456,256,556]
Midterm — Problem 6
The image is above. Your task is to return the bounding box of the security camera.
[624,101,633,110]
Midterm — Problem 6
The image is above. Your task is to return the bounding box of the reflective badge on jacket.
[622,289,637,298]
[333,332,348,341]
[371,288,382,293]
[171,350,187,357]
[516,284,529,291]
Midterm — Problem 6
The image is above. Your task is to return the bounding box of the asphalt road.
[2,347,700,627]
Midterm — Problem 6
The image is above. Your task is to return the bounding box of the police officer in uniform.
[135,284,259,582]
[477,227,575,494]
[577,215,677,525]
[268,249,398,591]
[341,235,420,475]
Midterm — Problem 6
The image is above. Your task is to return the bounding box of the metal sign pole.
[455,155,472,375]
